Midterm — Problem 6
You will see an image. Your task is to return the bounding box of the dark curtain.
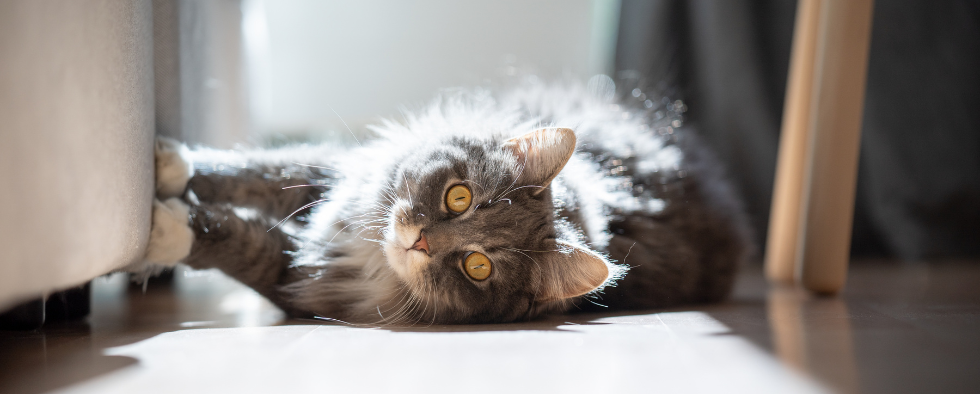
[615,0,980,260]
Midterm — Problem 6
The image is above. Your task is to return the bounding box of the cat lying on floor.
[142,83,751,324]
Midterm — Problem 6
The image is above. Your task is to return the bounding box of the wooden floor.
[1,261,978,394]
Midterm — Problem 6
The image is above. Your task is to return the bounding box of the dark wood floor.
[1,261,978,394]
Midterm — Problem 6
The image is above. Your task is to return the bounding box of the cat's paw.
[155,136,193,199]
[144,198,194,266]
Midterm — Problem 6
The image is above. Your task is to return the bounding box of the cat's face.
[381,128,612,324]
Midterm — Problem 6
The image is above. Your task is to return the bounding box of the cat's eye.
[445,184,472,213]
[463,252,492,281]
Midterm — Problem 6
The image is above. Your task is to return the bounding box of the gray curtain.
[153,0,251,149]
[615,0,980,260]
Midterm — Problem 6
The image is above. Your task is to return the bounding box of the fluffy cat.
[143,82,751,324]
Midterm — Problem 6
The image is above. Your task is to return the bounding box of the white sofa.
[0,1,155,311]
[0,0,249,313]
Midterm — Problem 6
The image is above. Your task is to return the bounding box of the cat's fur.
[145,82,752,324]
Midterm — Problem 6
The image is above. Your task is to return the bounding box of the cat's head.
[381,128,617,324]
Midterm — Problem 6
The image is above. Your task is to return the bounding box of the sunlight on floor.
[54,309,828,394]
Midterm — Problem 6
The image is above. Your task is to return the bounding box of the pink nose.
[411,233,430,254]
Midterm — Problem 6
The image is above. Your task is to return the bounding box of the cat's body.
[146,83,751,324]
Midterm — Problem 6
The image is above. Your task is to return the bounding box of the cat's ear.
[536,240,610,302]
[502,127,576,195]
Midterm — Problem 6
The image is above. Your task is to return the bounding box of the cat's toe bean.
[155,136,193,198]
[144,198,194,266]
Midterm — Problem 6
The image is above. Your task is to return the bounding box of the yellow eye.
[445,184,472,213]
[463,252,492,281]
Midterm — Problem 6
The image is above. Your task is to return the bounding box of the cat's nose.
[411,232,430,255]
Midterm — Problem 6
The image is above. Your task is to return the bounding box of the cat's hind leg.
[181,202,300,311]
[140,196,302,312]
[143,198,195,266]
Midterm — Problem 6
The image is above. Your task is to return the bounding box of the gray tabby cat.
[144,83,751,324]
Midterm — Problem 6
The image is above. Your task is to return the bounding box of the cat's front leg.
[155,137,193,199]
[140,197,301,311]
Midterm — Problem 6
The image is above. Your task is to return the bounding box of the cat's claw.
[155,136,193,199]
[143,198,194,266]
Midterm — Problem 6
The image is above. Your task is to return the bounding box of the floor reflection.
[768,286,860,394]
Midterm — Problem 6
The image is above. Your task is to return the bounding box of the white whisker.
[268,199,328,231]
[328,105,362,147]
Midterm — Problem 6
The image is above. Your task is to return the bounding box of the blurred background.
[1,0,979,314]
[154,0,621,148]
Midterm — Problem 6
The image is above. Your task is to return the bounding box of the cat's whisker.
[326,218,382,243]
[351,226,384,241]
[401,288,427,326]
[291,162,340,172]
[496,184,545,201]
[376,287,411,324]
[423,284,438,327]
[327,105,362,147]
[363,202,392,214]
[401,171,414,208]
[413,291,430,326]
[622,242,637,266]
[378,193,396,206]
[460,179,485,191]
[312,315,359,326]
[492,153,529,201]
[503,246,558,253]
[424,280,439,327]
[392,293,416,324]
[583,298,608,308]
[268,198,329,232]
[505,248,544,278]
[316,213,372,232]
[384,288,412,317]
[280,184,329,190]
[419,280,438,326]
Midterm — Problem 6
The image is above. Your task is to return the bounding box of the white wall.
[245,0,620,143]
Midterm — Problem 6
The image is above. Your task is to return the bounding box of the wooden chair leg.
[765,0,823,284]
[799,0,875,294]
[766,0,874,294]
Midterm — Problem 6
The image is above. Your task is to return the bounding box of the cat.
[142,81,752,325]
